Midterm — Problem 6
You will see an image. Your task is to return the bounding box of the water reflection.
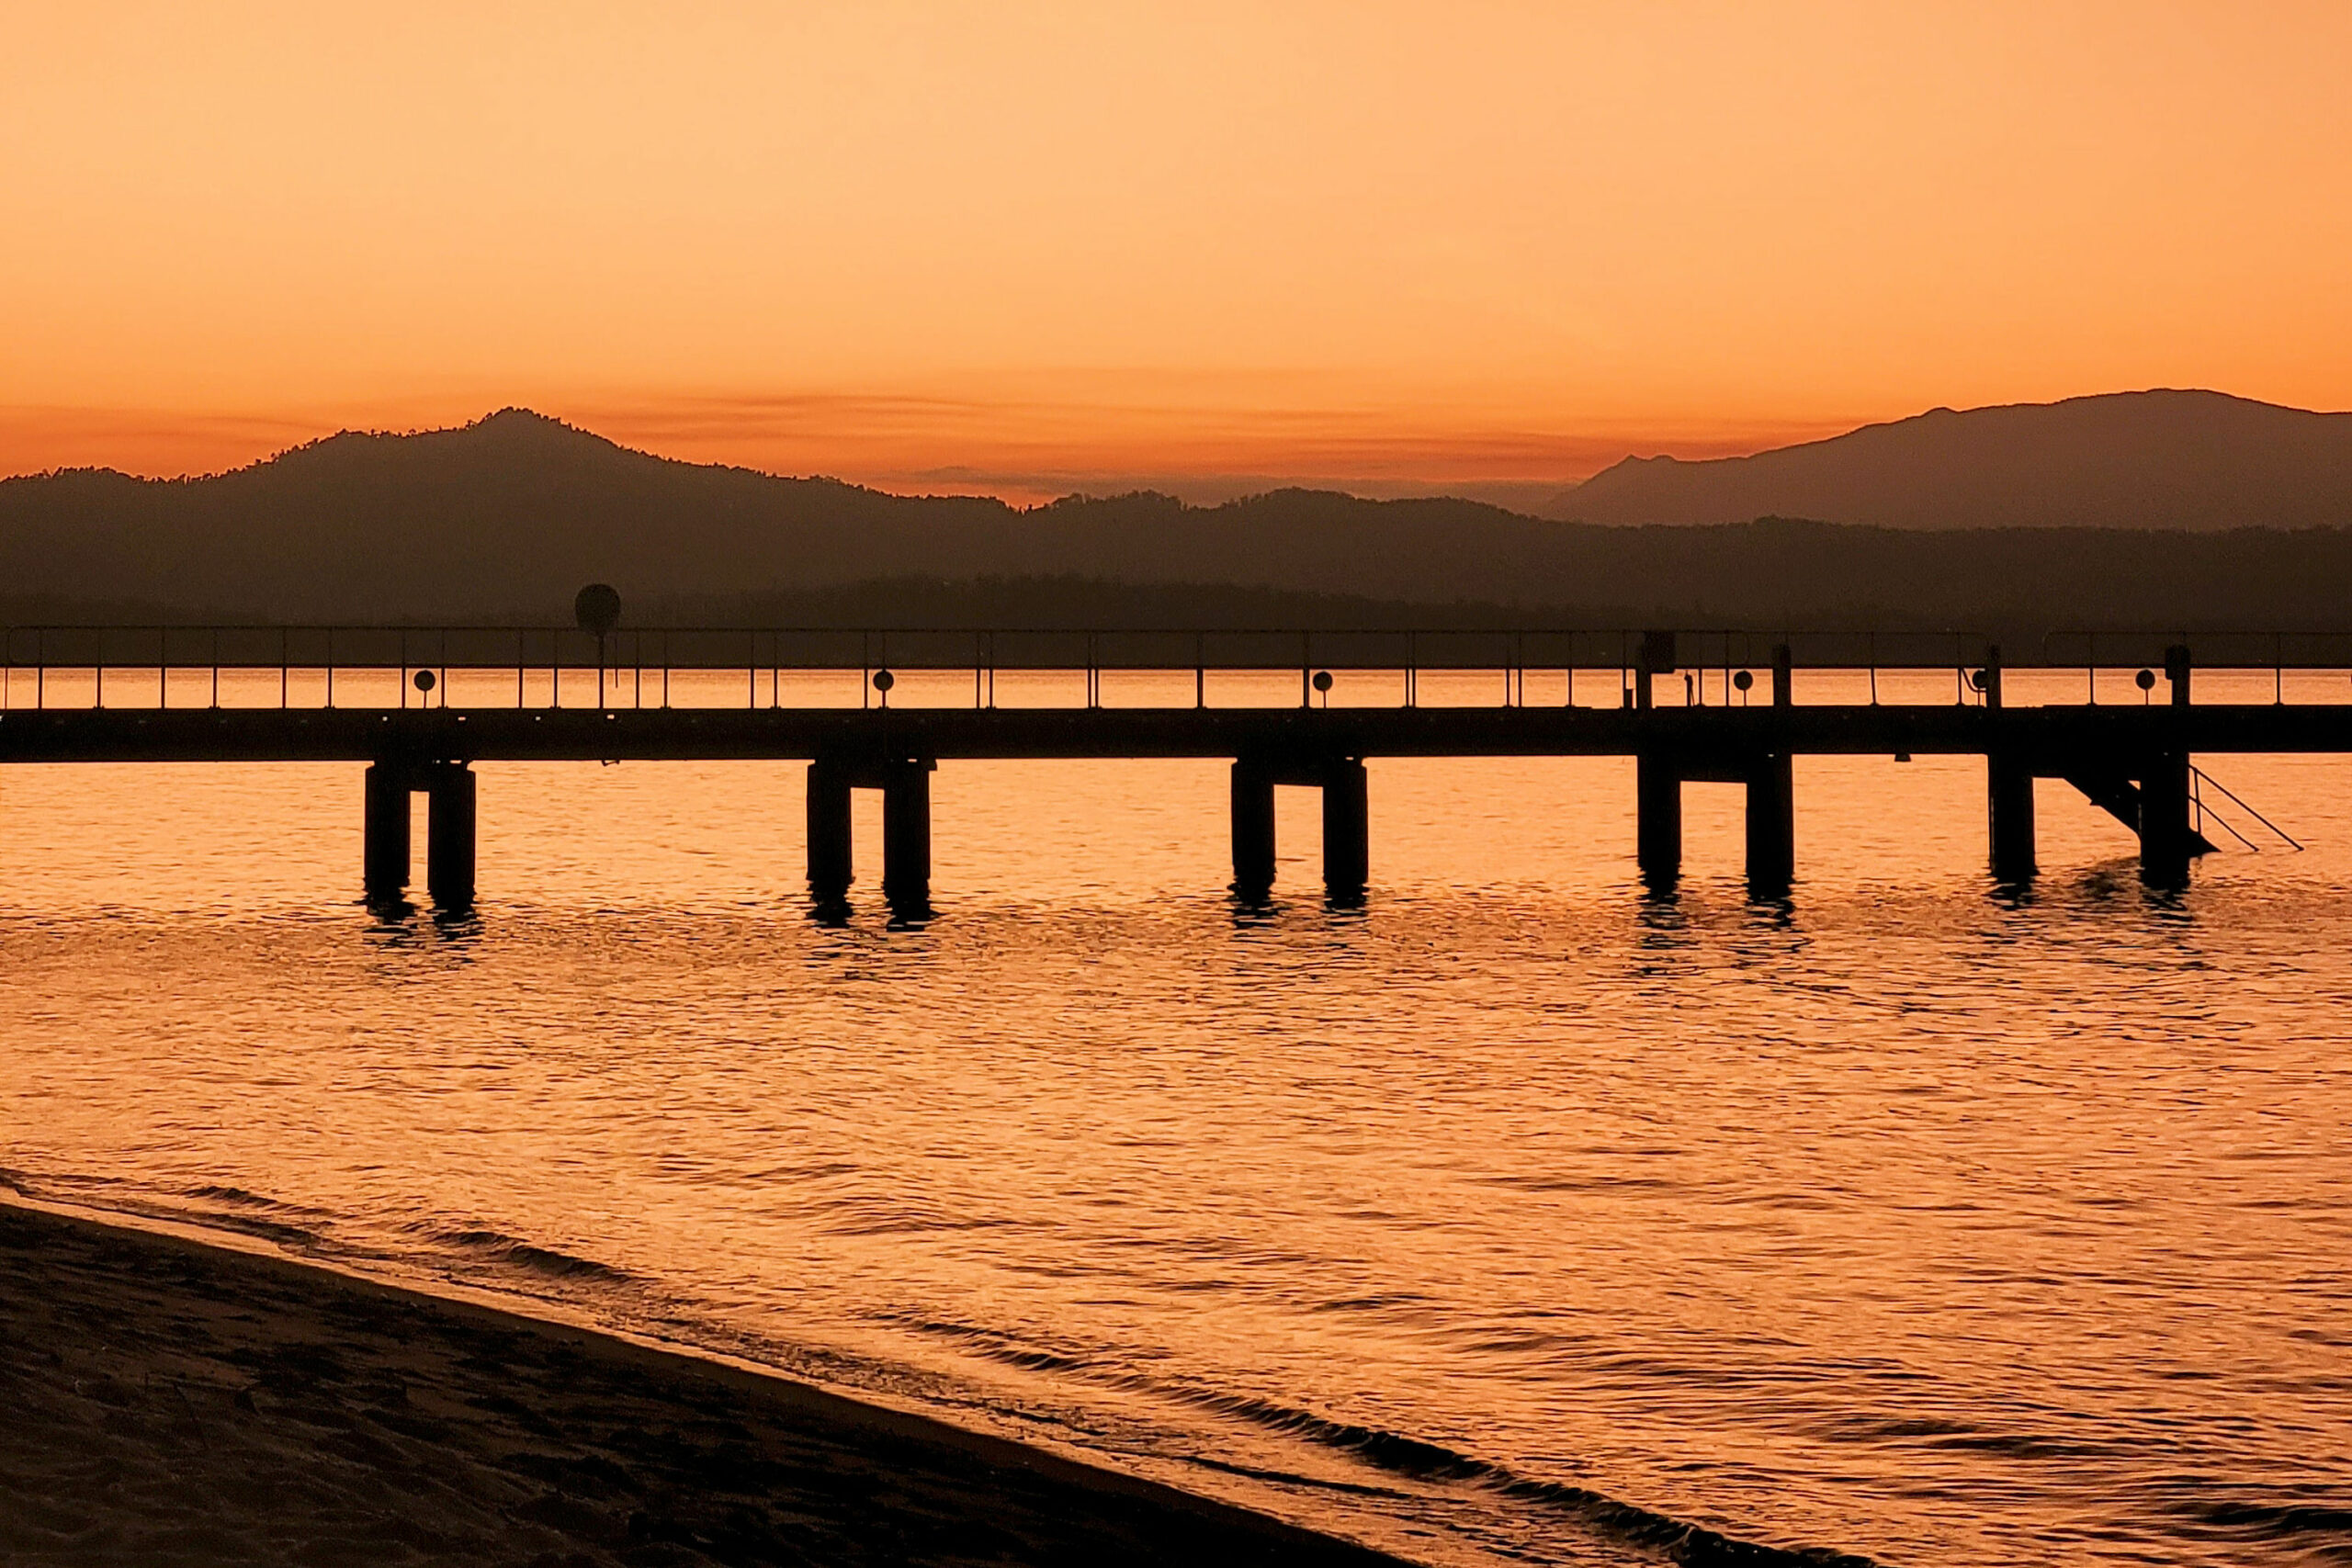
[0,754,2347,1567]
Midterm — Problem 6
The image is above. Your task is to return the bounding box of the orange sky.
[5,1,2348,500]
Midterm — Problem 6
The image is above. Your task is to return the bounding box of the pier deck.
[3,699,2348,766]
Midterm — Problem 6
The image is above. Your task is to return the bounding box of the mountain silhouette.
[5,401,2352,630]
[1554,389,2352,528]
[0,411,1581,621]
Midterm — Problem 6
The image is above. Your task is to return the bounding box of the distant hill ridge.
[1553,389,2352,529]
[4,395,2351,627]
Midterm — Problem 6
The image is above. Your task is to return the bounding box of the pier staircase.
[2062,765,2301,859]
[2063,771,2221,857]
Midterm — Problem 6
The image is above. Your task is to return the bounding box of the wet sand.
[0,1200,1411,1566]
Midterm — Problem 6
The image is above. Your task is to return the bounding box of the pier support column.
[1987,754,2037,882]
[363,762,412,902]
[2140,750,2193,888]
[806,762,854,899]
[1321,758,1368,904]
[424,764,477,910]
[1231,760,1276,899]
[1745,751,1794,897]
[880,760,933,914]
[1635,752,1682,887]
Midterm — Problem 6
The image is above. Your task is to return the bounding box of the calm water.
[2,671,2348,1565]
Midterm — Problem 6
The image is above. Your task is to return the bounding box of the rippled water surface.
[3,683,2348,1564]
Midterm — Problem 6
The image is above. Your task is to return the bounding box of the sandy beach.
[0,1200,1411,1566]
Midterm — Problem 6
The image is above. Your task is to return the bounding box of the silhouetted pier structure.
[2,624,2345,913]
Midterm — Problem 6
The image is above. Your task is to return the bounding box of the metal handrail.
[5,622,2348,717]
[2191,764,2304,851]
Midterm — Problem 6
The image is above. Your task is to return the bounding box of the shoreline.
[0,1196,1417,1566]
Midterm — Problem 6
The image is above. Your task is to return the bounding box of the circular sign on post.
[574,583,622,637]
[1312,671,1333,693]
[413,670,436,694]
[872,670,896,693]
[1733,670,1754,692]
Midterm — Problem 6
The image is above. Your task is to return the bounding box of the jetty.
[2,623,2345,912]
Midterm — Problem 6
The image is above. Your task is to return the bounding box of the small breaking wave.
[424,1226,644,1284]
[2,1169,335,1253]
[894,1314,1874,1567]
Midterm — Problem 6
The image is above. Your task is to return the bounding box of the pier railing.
[4,624,2351,712]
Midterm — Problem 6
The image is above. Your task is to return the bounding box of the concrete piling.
[1987,755,2038,882]
[1745,751,1794,895]
[363,762,411,902]
[880,759,933,913]
[2140,750,2193,887]
[2146,646,2195,885]
[424,763,476,909]
[806,762,854,899]
[1635,752,1681,886]
[1321,758,1368,903]
[1981,643,2037,882]
[1230,759,1277,898]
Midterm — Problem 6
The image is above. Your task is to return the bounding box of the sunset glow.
[6,1,2349,494]
[9,11,2352,1564]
